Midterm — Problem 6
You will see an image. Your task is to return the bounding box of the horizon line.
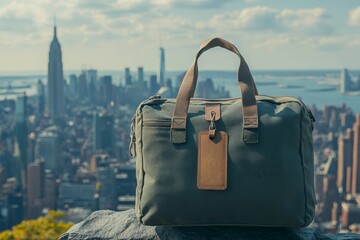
[0,68,359,76]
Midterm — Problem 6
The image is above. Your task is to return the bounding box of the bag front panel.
[136,98,311,227]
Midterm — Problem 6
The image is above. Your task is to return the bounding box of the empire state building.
[47,24,64,118]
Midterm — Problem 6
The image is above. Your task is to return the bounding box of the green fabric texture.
[134,96,315,227]
[170,129,186,144]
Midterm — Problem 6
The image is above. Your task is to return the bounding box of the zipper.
[129,116,136,157]
[142,94,315,129]
[307,109,316,123]
[129,117,171,158]
[307,109,316,131]
[145,94,306,104]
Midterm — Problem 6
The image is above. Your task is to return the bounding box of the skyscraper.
[337,129,354,193]
[99,76,113,106]
[15,93,28,189]
[150,74,158,94]
[159,47,165,86]
[138,67,144,82]
[47,24,64,118]
[93,113,114,155]
[352,115,360,194]
[78,72,88,98]
[86,69,97,85]
[69,74,78,97]
[43,170,57,210]
[86,69,97,104]
[96,160,116,210]
[35,127,61,173]
[26,160,44,219]
[125,67,132,85]
[37,79,45,115]
[340,68,352,94]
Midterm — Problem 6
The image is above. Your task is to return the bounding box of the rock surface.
[60,209,360,240]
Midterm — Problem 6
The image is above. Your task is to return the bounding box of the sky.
[0,0,360,73]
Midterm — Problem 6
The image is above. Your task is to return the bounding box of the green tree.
[0,211,73,240]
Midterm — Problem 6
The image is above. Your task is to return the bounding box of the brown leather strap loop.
[171,37,259,144]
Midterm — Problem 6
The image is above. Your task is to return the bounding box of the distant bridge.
[0,83,31,95]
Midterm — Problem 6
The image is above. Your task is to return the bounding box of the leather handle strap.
[171,37,259,144]
[189,39,259,97]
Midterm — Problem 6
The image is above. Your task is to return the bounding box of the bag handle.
[170,37,259,144]
[188,39,259,97]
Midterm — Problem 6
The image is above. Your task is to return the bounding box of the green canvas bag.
[130,37,316,227]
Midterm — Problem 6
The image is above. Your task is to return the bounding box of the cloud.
[203,6,332,34]
[349,6,360,26]
[75,0,231,15]
[205,7,279,31]
[0,0,357,72]
[0,2,337,65]
[278,8,327,28]
[350,38,360,46]
[251,36,290,50]
[249,34,360,52]
[302,36,348,51]
[0,1,332,46]
[171,0,234,9]
[0,0,49,31]
[235,6,279,30]
[76,1,112,10]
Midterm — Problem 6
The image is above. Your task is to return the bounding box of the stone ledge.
[59,209,360,240]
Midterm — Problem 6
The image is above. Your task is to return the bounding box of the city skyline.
[0,0,360,72]
[0,9,360,235]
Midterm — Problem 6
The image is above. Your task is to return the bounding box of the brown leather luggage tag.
[197,131,228,190]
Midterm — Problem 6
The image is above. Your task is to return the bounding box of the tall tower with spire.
[47,23,64,119]
[158,47,165,87]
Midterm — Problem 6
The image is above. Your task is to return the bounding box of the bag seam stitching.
[138,106,145,223]
[299,104,308,227]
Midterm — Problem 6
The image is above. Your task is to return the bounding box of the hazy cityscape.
[0,25,232,232]
[1,1,360,236]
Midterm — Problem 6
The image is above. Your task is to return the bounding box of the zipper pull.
[129,116,136,157]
